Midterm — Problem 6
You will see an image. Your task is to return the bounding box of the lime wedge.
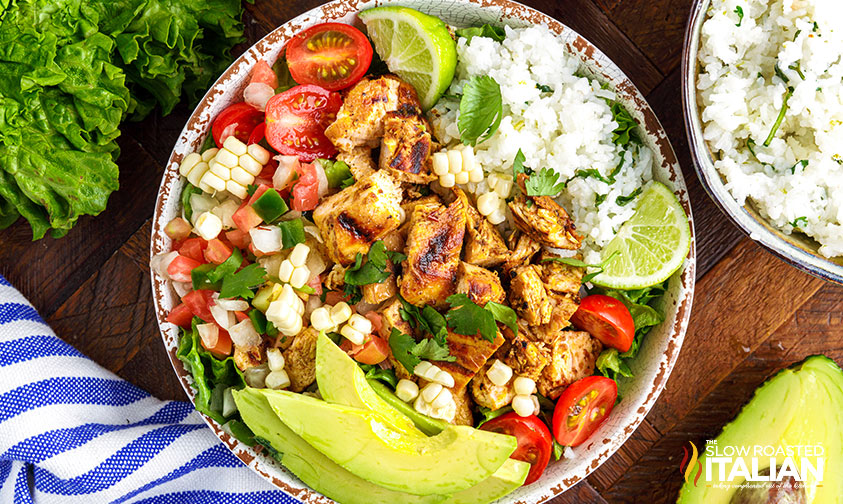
[358,6,456,110]
[590,182,691,289]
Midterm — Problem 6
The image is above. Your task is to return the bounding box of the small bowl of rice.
[683,0,843,283]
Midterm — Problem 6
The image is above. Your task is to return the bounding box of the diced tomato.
[306,275,323,296]
[204,239,233,265]
[232,200,263,233]
[225,229,251,249]
[165,303,194,328]
[247,122,266,145]
[364,311,384,337]
[250,60,279,89]
[351,335,390,365]
[212,102,265,148]
[182,289,216,323]
[291,162,320,211]
[258,156,278,180]
[164,217,192,241]
[204,327,233,357]
[178,238,208,263]
[167,255,202,283]
[234,311,250,323]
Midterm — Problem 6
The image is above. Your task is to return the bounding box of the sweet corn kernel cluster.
[414,382,456,421]
[179,137,271,199]
[486,360,539,417]
[476,173,512,225]
[265,283,305,337]
[264,348,290,390]
[432,145,483,188]
[309,302,352,334]
[278,244,311,289]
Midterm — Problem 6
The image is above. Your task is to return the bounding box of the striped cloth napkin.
[0,274,301,504]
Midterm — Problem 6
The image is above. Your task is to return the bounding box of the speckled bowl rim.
[682,0,843,285]
[150,1,696,502]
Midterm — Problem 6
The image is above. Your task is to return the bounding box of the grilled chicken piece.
[503,231,541,274]
[497,332,550,382]
[283,327,319,392]
[509,265,553,326]
[471,361,515,411]
[313,170,405,266]
[233,342,266,372]
[380,298,415,380]
[380,111,436,184]
[324,264,346,291]
[456,262,505,306]
[361,231,404,305]
[537,330,602,399]
[451,386,475,426]
[434,327,505,393]
[456,189,509,268]
[401,195,441,218]
[325,75,421,151]
[508,175,582,249]
[399,197,466,309]
[535,257,584,333]
[337,148,375,180]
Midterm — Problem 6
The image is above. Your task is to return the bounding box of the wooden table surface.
[2,0,841,502]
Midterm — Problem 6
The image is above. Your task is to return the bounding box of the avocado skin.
[234,387,528,504]
[676,355,843,504]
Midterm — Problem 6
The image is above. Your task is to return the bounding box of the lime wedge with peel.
[358,6,456,110]
[590,182,691,289]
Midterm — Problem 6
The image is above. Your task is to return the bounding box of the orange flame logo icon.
[680,441,703,487]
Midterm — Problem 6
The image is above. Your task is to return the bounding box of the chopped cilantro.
[525,168,566,197]
[512,148,529,182]
[397,295,448,344]
[387,328,455,374]
[572,168,612,185]
[608,102,641,146]
[455,24,506,42]
[219,264,266,299]
[616,187,643,206]
[246,184,259,197]
[536,83,553,93]
[789,216,808,228]
[445,294,498,342]
[789,160,808,174]
[595,193,608,207]
[344,241,393,286]
[763,85,794,147]
[484,302,518,337]
[734,6,744,27]
[812,21,819,32]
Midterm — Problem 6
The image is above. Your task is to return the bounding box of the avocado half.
[677,355,843,504]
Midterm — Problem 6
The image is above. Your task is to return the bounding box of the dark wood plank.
[606,0,694,75]
[644,69,745,278]
[550,480,610,504]
[586,419,662,492]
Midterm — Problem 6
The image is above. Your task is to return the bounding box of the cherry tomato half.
[570,294,635,352]
[552,376,617,447]
[481,412,552,485]
[286,23,373,91]
[212,102,265,148]
[265,84,342,162]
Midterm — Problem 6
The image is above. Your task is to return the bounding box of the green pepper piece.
[191,263,220,291]
[266,321,279,338]
[249,309,268,334]
[251,189,289,223]
[278,218,306,249]
[320,159,355,188]
[181,183,202,222]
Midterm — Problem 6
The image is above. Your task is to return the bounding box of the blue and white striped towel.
[0,274,301,504]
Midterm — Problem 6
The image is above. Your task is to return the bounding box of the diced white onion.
[171,281,192,298]
[311,161,329,197]
[304,295,322,320]
[218,123,238,146]
[250,226,283,254]
[216,298,249,311]
[150,251,180,279]
[273,155,300,189]
[259,254,285,280]
[243,82,275,112]
[189,193,219,223]
[266,348,285,372]
[229,319,261,348]
[197,323,219,350]
[303,225,324,244]
[210,303,235,330]
[244,363,270,388]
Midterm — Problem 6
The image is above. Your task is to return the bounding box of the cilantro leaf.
[616,187,643,207]
[525,168,566,197]
[359,364,399,388]
[459,76,503,146]
[397,295,448,343]
[789,160,808,174]
[609,102,640,146]
[455,24,506,42]
[411,338,455,362]
[543,251,620,283]
[344,241,392,286]
[219,264,266,300]
[789,216,808,228]
[484,301,518,337]
[446,294,498,342]
[512,148,529,182]
[571,168,612,185]
[536,83,553,93]
[734,6,744,27]
[206,248,243,283]
[387,328,455,374]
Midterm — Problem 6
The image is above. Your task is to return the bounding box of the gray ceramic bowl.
[682,0,843,285]
[151,0,696,501]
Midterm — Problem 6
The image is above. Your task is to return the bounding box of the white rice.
[429,26,654,264]
[698,0,843,257]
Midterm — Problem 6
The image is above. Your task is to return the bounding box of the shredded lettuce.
[0,0,250,239]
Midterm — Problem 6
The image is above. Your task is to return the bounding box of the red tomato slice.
[178,238,208,264]
[247,122,266,145]
[570,295,635,352]
[225,229,251,250]
[165,303,194,328]
[204,327,233,357]
[552,376,617,447]
[212,102,265,148]
[204,238,233,265]
[182,290,216,323]
[250,60,279,89]
[167,255,202,283]
[265,84,341,162]
[352,335,389,365]
[480,412,552,485]
[286,23,373,91]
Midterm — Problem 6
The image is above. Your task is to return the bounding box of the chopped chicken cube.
[379,111,435,184]
[507,175,582,249]
[282,327,319,392]
[471,361,515,411]
[456,188,509,268]
[509,265,553,326]
[503,231,541,275]
[456,261,505,306]
[497,333,550,382]
[537,330,602,399]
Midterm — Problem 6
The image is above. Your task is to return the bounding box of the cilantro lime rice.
[698,0,843,257]
[430,26,655,264]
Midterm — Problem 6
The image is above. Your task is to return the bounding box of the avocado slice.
[260,388,517,495]
[367,378,451,436]
[234,387,529,504]
[677,356,843,503]
[315,331,419,435]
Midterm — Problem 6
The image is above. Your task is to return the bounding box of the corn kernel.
[414,396,432,416]
[289,243,310,268]
[310,307,334,332]
[280,316,303,337]
[413,361,434,379]
[247,143,271,165]
[194,212,223,240]
[486,359,513,387]
[330,302,352,324]
[226,180,248,199]
[512,395,535,417]
[289,266,310,289]
[267,348,285,372]
[348,313,372,334]
[430,401,457,422]
[279,284,298,305]
[341,324,365,345]
[278,260,294,283]
[201,171,227,192]
[179,153,201,177]
[439,173,456,188]
[461,145,475,171]
[432,370,455,388]
[223,136,248,156]
[201,148,219,162]
[265,370,290,390]
[210,161,232,179]
[513,376,536,396]
[187,162,209,187]
[447,150,462,174]
[395,379,420,402]
[454,171,469,185]
[431,387,453,409]
[469,167,484,183]
[432,152,449,176]
[239,153,263,176]
[495,179,513,197]
[487,208,507,225]
[477,192,499,216]
[421,383,443,403]
[230,166,253,186]
[215,148,238,168]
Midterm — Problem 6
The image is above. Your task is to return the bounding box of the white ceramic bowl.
[682,0,843,285]
[151,1,696,501]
